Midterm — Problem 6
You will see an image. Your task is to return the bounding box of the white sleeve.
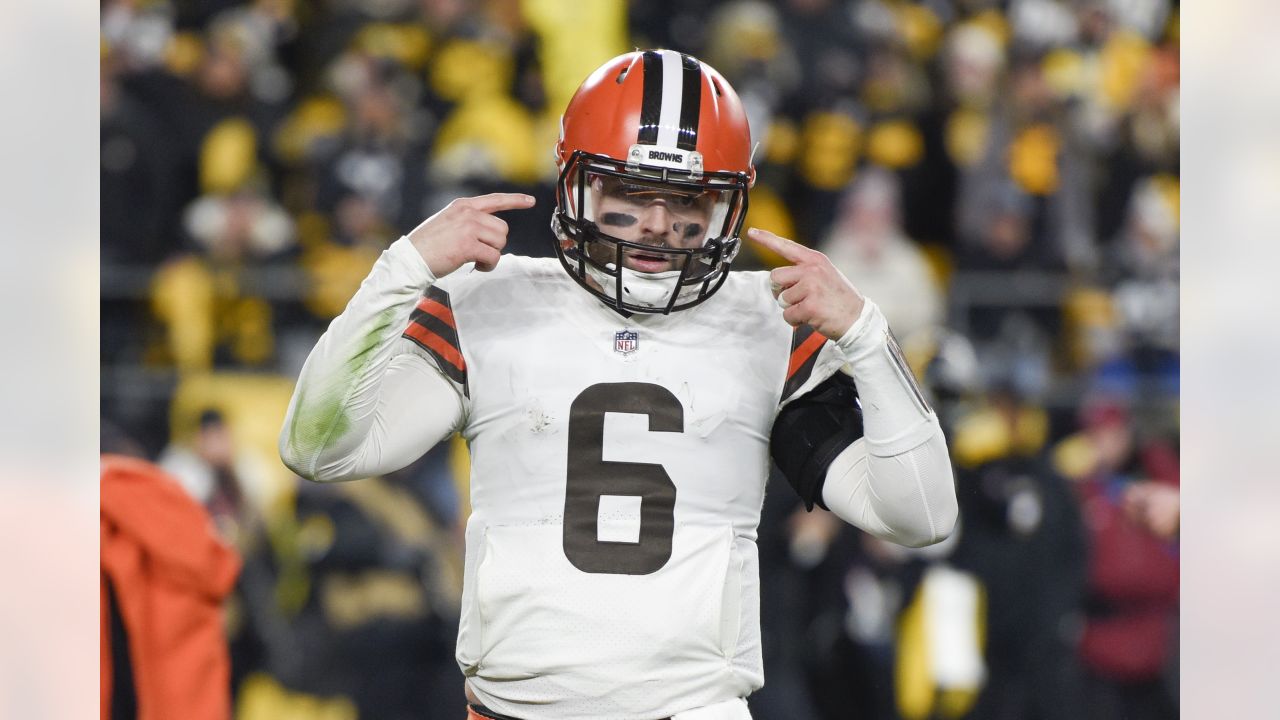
[279,238,466,483]
[820,300,958,547]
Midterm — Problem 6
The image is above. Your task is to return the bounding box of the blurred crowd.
[100,0,1179,718]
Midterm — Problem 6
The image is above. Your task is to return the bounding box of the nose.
[637,202,675,243]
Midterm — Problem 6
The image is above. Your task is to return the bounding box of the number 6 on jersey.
[563,383,683,575]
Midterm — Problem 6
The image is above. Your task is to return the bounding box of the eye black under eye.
[601,212,637,227]
[681,223,704,239]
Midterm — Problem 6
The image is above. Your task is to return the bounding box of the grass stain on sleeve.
[287,308,397,473]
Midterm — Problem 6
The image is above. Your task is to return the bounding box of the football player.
[281,50,957,720]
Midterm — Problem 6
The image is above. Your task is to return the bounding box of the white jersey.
[281,238,957,720]
[395,255,845,718]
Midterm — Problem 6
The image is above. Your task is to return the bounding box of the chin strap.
[587,262,683,309]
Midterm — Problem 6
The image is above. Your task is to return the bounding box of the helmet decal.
[637,51,702,151]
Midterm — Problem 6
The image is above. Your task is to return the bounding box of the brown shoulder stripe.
[403,286,468,394]
[782,324,827,400]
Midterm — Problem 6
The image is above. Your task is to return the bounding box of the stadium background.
[99,0,1179,718]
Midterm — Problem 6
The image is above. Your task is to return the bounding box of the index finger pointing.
[462,193,537,214]
[746,227,814,264]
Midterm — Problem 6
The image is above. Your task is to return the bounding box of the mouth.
[617,239,678,272]
[624,250,673,273]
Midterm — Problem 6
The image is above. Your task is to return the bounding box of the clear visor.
[554,151,750,313]
[583,173,729,248]
[569,172,731,276]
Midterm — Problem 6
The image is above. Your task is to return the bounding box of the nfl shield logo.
[614,330,639,355]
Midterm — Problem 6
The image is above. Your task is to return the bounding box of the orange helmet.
[553,50,755,313]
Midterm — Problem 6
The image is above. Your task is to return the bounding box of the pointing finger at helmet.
[746,227,819,265]
[461,193,536,214]
[407,193,526,277]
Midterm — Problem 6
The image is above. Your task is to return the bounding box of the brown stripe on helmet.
[638,51,663,145]
[677,53,701,151]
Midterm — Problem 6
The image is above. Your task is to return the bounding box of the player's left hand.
[746,227,866,340]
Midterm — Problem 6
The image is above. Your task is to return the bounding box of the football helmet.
[553,50,755,314]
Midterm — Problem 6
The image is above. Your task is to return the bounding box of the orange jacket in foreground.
[101,454,241,720]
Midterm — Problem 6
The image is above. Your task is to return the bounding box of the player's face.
[591,176,718,273]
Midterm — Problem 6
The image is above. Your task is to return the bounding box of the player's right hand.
[407,193,536,276]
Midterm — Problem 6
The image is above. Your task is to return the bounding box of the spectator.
[158,409,269,546]
[101,454,242,720]
[946,387,1090,720]
[1070,396,1179,720]
[157,407,280,701]
[1107,176,1179,386]
[244,457,464,720]
[819,167,943,342]
[149,187,296,371]
[1122,481,1179,541]
[955,55,1095,274]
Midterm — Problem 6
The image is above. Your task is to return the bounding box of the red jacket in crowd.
[101,454,241,720]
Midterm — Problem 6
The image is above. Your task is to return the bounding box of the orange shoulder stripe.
[787,331,826,380]
[404,323,466,372]
[415,297,456,329]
